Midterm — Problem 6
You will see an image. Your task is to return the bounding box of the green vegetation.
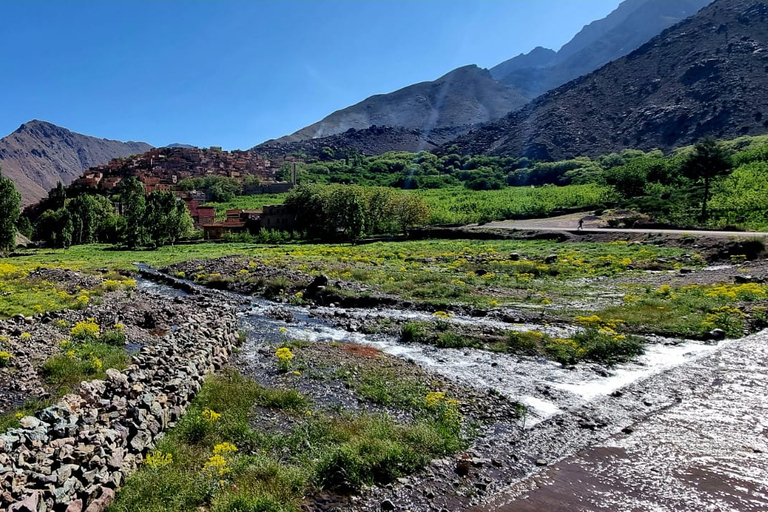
[43,339,129,392]
[401,316,644,367]
[111,370,468,512]
[0,165,21,252]
[176,175,253,202]
[337,364,430,410]
[274,135,768,230]
[32,177,194,249]
[10,237,766,342]
[680,138,734,223]
[417,184,614,225]
[285,184,430,241]
[204,193,286,220]
[598,282,768,338]
[0,261,135,318]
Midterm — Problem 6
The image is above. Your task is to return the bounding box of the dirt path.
[475,213,768,238]
[472,332,768,512]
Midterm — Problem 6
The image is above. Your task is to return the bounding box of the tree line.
[280,136,762,228]
[285,184,430,242]
[30,177,193,249]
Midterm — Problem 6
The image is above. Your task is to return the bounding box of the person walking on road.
[578,218,584,231]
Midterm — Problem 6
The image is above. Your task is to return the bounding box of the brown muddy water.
[474,331,768,512]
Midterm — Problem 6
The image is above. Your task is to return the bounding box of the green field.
[416,184,616,225]
[198,184,615,227]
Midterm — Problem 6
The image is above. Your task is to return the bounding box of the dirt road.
[475,213,768,238]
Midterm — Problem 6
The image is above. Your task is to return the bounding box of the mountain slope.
[448,0,768,160]
[256,125,468,158]
[491,0,714,98]
[274,65,531,144]
[0,121,152,206]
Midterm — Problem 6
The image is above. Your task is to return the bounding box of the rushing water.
[136,271,727,425]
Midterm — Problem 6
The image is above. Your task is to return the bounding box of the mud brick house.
[184,200,216,229]
[71,146,281,196]
[71,171,103,189]
[260,204,296,231]
[201,206,296,239]
[202,209,261,240]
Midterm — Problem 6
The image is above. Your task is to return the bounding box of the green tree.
[394,193,430,235]
[681,137,733,222]
[36,208,73,248]
[0,166,21,252]
[16,215,33,240]
[144,191,193,247]
[67,195,98,245]
[117,178,148,248]
[91,194,120,242]
[365,187,397,234]
[48,182,67,210]
[328,186,367,242]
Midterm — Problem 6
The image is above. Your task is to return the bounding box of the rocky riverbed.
[3,259,767,511]
[143,267,768,511]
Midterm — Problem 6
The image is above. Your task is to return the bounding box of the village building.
[260,205,296,231]
[200,206,296,239]
[202,209,260,240]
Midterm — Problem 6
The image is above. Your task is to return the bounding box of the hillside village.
[70,146,299,238]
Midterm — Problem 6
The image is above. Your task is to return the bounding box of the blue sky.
[0,0,623,149]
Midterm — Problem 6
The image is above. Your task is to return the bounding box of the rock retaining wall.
[0,300,239,512]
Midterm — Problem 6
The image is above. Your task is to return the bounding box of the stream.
[136,267,726,426]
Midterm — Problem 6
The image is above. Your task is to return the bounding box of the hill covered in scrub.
[447,0,768,160]
[254,125,469,158]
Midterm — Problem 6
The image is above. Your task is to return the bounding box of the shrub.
[573,329,644,366]
[275,348,293,372]
[70,319,100,342]
[401,322,429,343]
[505,331,545,356]
[100,328,126,346]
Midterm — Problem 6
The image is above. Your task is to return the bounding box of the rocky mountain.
[264,0,711,155]
[447,0,768,160]
[0,121,152,206]
[256,125,468,159]
[490,0,714,98]
[273,65,531,144]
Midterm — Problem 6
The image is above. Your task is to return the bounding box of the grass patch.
[111,370,469,512]
[343,366,430,410]
[42,341,129,393]
[595,282,768,338]
[402,319,644,367]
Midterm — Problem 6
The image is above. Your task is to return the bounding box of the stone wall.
[0,300,239,512]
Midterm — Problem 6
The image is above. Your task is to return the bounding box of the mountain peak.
[490,0,713,98]
[1,123,152,206]
[15,119,61,133]
[447,0,768,159]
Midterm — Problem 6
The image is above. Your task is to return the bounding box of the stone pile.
[0,301,239,512]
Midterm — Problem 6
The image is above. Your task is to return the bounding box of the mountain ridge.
[274,65,530,144]
[264,0,713,154]
[446,0,768,160]
[0,120,152,206]
[490,0,713,98]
